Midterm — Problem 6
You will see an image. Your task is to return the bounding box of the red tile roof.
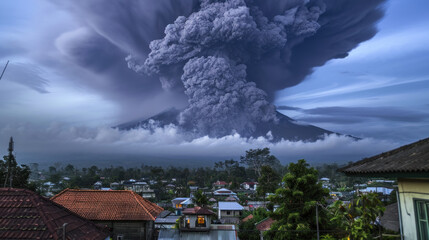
[214,181,227,185]
[51,189,163,221]
[241,214,253,222]
[182,206,214,215]
[0,188,108,240]
[255,218,275,231]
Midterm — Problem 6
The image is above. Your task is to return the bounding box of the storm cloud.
[279,106,429,124]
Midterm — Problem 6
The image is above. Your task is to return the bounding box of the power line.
[0,60,9,81]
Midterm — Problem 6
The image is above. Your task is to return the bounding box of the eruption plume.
[54,0,385,138]
[127,0,384,137]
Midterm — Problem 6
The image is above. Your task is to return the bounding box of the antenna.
[0,60,9,80]
[3,137,15,188]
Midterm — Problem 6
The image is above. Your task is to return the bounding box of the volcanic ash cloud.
[127,0,384,137]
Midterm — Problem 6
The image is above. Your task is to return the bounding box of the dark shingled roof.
[380,203,399,232]
[340,137,429,176]
[0,188,108,240]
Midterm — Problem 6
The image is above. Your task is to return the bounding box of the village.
[2,137,428,240]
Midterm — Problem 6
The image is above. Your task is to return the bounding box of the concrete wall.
[398,178,429,240]
[220,210,242,218]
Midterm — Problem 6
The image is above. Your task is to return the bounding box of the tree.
[238,208,270,240]
[327,193,385,240]
[266,159,330,240]
[240,148,280,178]
[0,137,31,189]
[192,189,208,207]
[257,165,280,199]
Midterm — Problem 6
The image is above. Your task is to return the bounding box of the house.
[255,218,275,240]
[110,182,120,190]
[241,214,254,222]
[340,137,429,240]
[171,197,193,215]
[213,180,228,189]
[241,182,258,190]
[51,189,163,240]
[94,181,103,190]
[218,201,244,224]
[213,188,236,196]
[154,210,180,230]
[179,206,215,232]
[0,188,108,240]
[224,195,239,202]
[123,181,155,199]
[358,186,394,195]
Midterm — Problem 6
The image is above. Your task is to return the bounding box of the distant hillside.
[116,108,337,142]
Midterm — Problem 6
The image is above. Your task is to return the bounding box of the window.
[226,211,231,215]
[197,215,206,227]
[415,199,429,240]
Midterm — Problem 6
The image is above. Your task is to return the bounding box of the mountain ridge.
[115,107,337,142]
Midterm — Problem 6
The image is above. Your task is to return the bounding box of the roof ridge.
[131,191,156,221]
[255,217,271,226]
[28,190,58,239]
[51,187,70,200]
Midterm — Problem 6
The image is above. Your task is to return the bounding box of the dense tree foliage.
[326,193,385,240]
[266,159,330,240]
[257,165,280,199]
[192,189,208,207]
[240,148,281,177]
[0,138,32,189]
[238,208,270,240]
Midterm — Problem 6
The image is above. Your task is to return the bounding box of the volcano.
[116,108,336,142]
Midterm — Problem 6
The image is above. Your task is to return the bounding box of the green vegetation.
[257,165,280,199]
[326,193,386,240]
[0,137,33,190]
[192,189,208,207]
[240,147,281,178]
[238,208,270,240]
[266,159,331,240]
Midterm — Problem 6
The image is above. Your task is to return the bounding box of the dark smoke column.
[180,56,277,137]
[127,0,384,138]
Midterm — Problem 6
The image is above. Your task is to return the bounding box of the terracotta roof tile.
[51,189,163,221]
[182,206,214,215]
[242,214,253,222]
[0,188,108,240]
[255,218,275,231]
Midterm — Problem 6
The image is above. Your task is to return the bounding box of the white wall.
[398,178,429,240]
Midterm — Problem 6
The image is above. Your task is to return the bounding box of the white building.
[341,137,429,240]
[213,188,236,196]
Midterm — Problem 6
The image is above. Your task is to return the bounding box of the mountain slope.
[115,108,335,141]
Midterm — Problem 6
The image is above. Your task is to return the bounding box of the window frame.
[414,198,429,240]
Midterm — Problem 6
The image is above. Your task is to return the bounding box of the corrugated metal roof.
[218,202,244,211]
[0,188,108,240]
[158,227,237,240]
[51,189,163,221]
[340,137,429,175]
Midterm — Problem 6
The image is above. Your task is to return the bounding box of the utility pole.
[0,60,9,81]
[316,203,320,240]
